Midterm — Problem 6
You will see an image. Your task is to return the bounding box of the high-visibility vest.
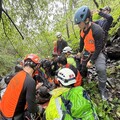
[45,87,69,120]
[45,87,98,120]
[1,70,26,117]
[80,29,95,53]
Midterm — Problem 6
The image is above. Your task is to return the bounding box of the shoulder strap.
[61,95,82,120]
[61,88,82,120]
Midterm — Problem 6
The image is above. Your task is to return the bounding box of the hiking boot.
[100,90,108,101]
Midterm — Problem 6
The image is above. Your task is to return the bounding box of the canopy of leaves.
[0,0,120,119]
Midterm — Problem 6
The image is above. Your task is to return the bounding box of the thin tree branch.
[93,0,99,8]
[1,17,22,58]
[2,8,24,40]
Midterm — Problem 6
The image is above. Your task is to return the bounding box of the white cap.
[56,32,62,38]
[62,46,72,53]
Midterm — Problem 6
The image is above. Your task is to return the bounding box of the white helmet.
[57,68,76,86]
[62,46,72,53]
[56,32,62,38]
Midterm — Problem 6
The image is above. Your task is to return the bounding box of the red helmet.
[24,54,40,64]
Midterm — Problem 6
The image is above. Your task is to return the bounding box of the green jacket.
[67,56,76,68]
[45,86,98,120]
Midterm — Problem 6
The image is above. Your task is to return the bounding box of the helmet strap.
[33,64,40,71]
[84,21,91,31]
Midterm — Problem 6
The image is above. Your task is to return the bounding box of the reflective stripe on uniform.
[54,97,63,120]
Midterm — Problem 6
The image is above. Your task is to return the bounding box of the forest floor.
[83,59,120,120]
